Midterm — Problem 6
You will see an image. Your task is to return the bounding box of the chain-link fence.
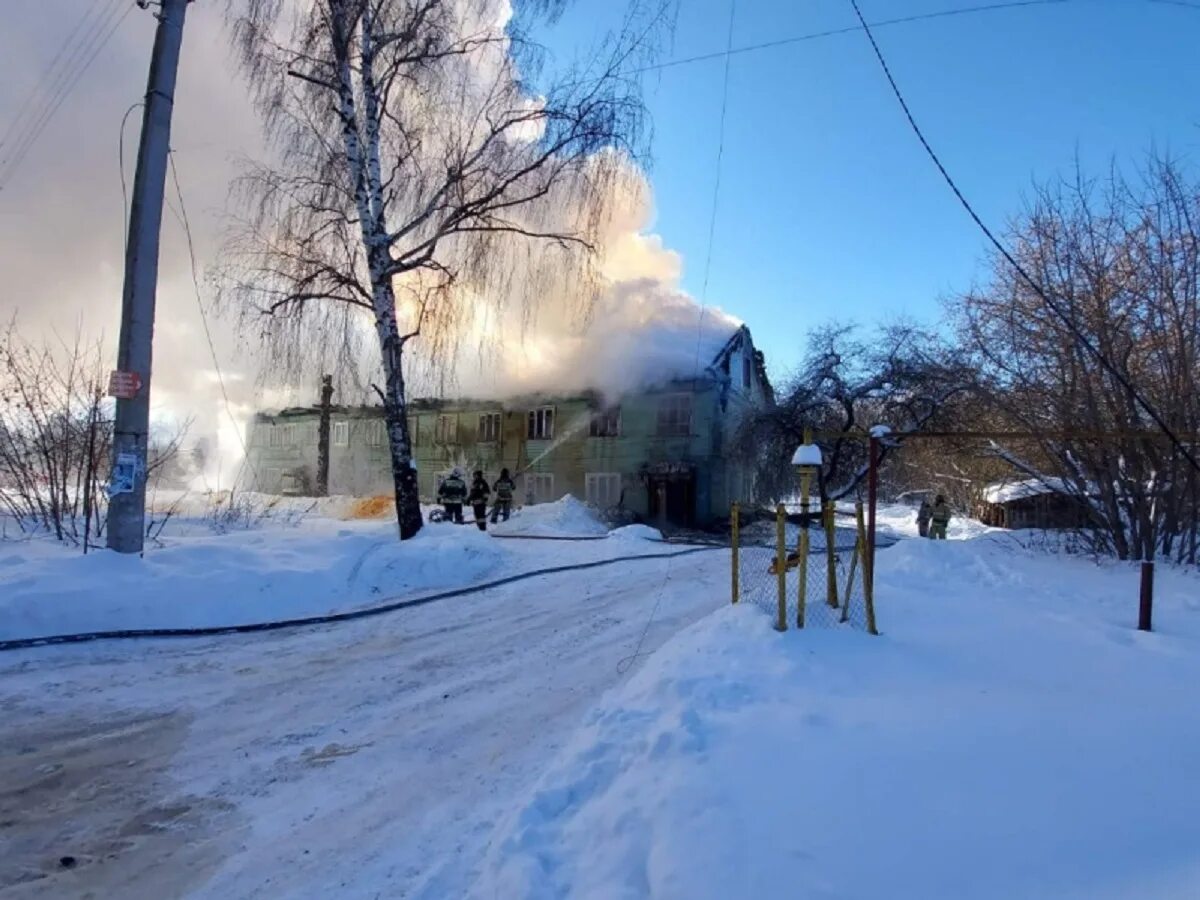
[732,503,878,633]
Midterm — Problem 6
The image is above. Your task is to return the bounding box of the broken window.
[656,394,692,437]
[527,406,554,440]
[589,406,621,438]
[478,412,501,443]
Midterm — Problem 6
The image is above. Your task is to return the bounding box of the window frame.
[526,472,554,504]
[478,412,501,443]
[527,406,555,440]
[332,420,349,447]
[435,414,457,444]
[366,419,386,447]
[585,472,622,508]
[656,393,693,437]
[589,406,621,438]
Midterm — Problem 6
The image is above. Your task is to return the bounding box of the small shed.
[977,478,1091,530]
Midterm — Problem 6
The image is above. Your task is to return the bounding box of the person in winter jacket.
[916,496,933,538]
[437,467,467,524]
[490,467,516,523]
[468,470,491,531]
[929,494,952,540]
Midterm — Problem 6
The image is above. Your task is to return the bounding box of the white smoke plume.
[424,162,743,402]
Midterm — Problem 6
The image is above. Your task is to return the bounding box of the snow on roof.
[981,477,1072,505]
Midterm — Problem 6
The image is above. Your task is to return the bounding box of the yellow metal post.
[731,502,740,605]
[797,470,811,628]
[775,503,787,632]
[841,501,863,623]
[824,501,838,608]
[856,501,879,635]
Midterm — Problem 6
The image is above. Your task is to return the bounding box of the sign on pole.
[107,370,142,400]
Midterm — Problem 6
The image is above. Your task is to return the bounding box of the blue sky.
[541,0,1200,377]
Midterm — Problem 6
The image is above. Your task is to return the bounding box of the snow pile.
[0,521,504,641]
[490,495,609,538]
[475,537,1200,899]
[608,524,663,541]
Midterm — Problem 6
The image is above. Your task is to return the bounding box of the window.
[527,406,555,440]
[267,425,281,448]
[742,354,752,389]
[280,424,297,446]
[366,420,386,447]
[408,417,418,448]
[585,473,622,508]
[435,414,457,443]
[478,412,501,443]
[526,472,554,504]
[656,394,692,436]
[332,420,349,447]
[589,406,621,438]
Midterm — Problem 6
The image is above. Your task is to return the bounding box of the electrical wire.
[0,0,107,157]
[118,101,143,255]
[618,0,1070,81]
[167,150,259,488]
[0,0,134,193]
[845,0,1200,475]
[690,0,737,382]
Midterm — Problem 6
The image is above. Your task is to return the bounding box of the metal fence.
[731,502,878,634]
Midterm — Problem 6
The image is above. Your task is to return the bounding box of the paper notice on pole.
[107,452,145,497]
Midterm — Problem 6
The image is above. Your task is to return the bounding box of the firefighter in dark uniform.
[490,467,516,523]
[930,494,952,540]
[437,466,467,524]
[468,470,491,531]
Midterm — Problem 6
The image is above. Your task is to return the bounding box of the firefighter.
[468,470,491,531]
[437,466,467,524]
[916,496,933,538]
[929,494,952,540]
[490,467,516,523]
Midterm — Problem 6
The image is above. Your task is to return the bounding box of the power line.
[0,0,108,156]
[691,0,737,381]
[844,0,1200,476]
[0,0,134,193]
[167,150,257,488]
[621,0,1070,81]
[119,101,143,254]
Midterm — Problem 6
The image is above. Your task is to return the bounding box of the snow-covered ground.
[3,500,1198,899]
[0,497,665,642]
[476,535,1200,900]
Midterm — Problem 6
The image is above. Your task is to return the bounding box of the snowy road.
[1,547,729,899]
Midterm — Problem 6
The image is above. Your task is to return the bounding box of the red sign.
[108,370,142,400]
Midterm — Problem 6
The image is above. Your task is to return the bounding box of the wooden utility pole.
[316,375,334,497]
[107,0,190,553]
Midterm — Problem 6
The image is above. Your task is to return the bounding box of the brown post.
[867,436,880,599]
[316,374,334,497]
[775,503,788,631]
[824,501,838,608]
[1138,560,1154,632]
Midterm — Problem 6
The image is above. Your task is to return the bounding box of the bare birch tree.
[221,0,667,538]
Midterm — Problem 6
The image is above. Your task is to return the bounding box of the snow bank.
[475,537,1200,899]
[491,495,609,538]
[0,521,505,641]
[608,524,663,542]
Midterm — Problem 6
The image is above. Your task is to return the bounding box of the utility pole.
[107,0,190,553]
[316,375,334,497]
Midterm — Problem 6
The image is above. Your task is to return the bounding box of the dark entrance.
[646,464,696,528]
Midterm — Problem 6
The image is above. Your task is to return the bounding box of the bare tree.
[221,0,667,538]
[0,323,112,545]
[736,322,974,504]
[952,156,1200,563]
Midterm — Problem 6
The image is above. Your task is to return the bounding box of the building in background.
[245,326,771,528]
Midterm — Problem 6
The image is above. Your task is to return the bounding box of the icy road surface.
[0,545,728,898]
